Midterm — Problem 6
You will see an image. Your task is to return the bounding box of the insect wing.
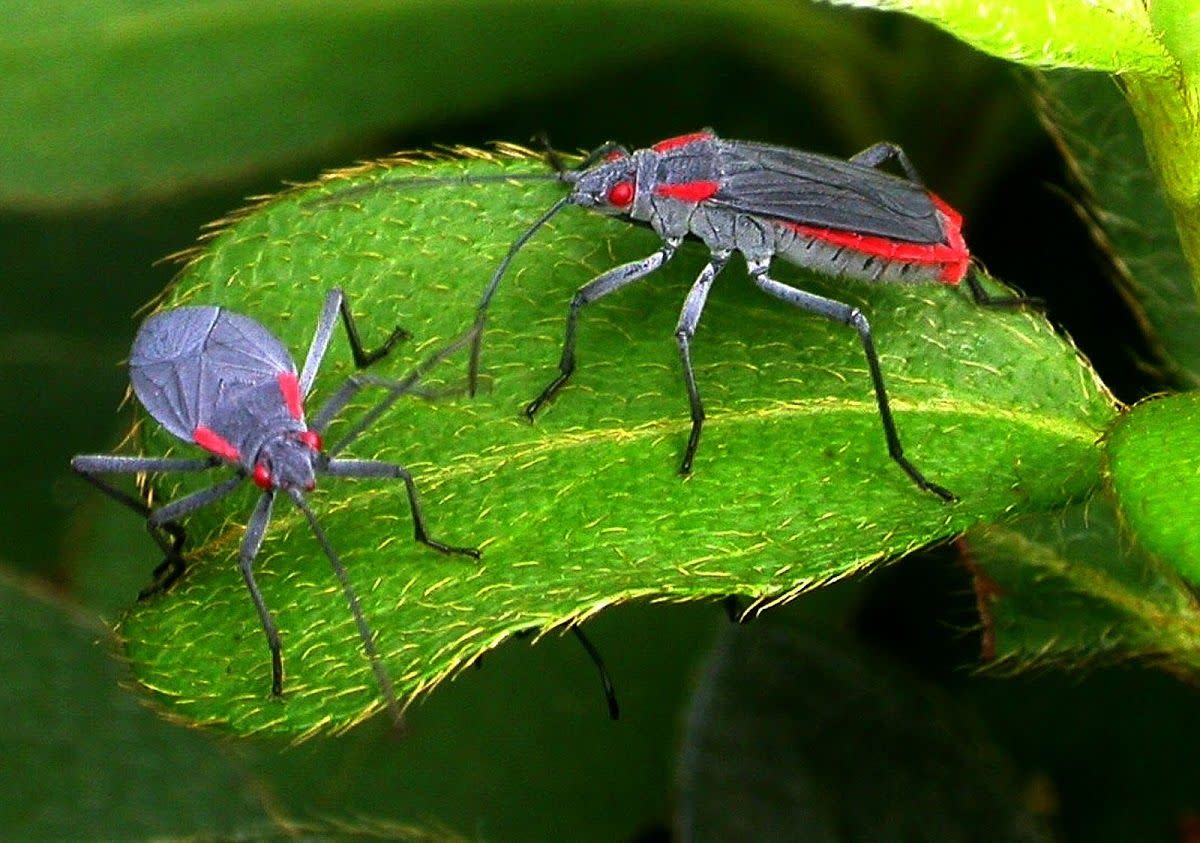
[130,307,297,441]
[709,141,946,244]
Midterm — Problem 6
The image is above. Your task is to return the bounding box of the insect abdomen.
[773,200,969,286]
[774,226,943,284]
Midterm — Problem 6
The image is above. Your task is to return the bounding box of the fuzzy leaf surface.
[964,499,1200,676]
[116,154,1115,735]
[1108,392,1200,583]
[821,0,1172,74]
[1037,71,1200,386]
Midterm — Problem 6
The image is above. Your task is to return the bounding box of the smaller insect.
[72,288,478,722]
[465,131,1040,500]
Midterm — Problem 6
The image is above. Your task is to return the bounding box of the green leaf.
[252,602,720,841]
[79,509,713,839]
[963,498,1200,675]
[677,610,1051,841]
[1123,73,1200,309]
[0,1,712,208]
[820,0,1173,74]
[1036,71,1200,386]
[116,154,1114,735]
[0,566,273,839]
[1108,392,1200,582]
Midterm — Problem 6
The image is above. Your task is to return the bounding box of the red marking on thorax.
[780,193,970,285]
[652,131,714,153]
[298,430,322,451]
[277,371,304,420]
[193,426,240,462]
[654,180,719,203]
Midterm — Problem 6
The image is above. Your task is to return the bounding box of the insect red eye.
[299,430,322,451]
[607,181,634,207]
[252,463,272,490]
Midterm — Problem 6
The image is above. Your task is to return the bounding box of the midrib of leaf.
[182,397,1104,560]
[986,525,1200,652]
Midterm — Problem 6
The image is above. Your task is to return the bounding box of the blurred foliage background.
[3,2,1195,840]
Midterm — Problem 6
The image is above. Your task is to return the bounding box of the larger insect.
[464,130,1037,501]
[72,288,479,722]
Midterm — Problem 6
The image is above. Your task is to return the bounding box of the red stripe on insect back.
[277,371,304,420]
[193,426,240,461]
[654,180,720,202]
[652,132,714,153]
[927,194,970,284]
[780,209,970,285]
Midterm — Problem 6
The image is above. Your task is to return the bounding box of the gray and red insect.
[468,130,1038,501]
[72,287,478,721]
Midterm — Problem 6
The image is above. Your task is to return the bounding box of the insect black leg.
[571,626,620,720]
[71,454,221,597]
[526,239,681,419]
[722,595,749,624]
[849,142,926,187]
[964,270,1045,310]
[239,491,284,696]
[322,458,480,558]
[139,472,249,597]
[147,472,247,527]
[747,263,956,502]
[674,253,731,475]
[299,288,410,396]
[511,624,620,720]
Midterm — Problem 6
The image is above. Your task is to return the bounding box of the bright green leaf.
[964,498,1200,675]
[821,0,1173,74]
[77,508,707,839]
[115,154,1114,735]
[1124,72,1200,309]
[1108,392,1200,581]
[1146,0,1200,78]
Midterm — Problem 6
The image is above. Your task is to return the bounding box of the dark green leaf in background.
[1,0,694,207]
[0,0,903,210]
[964,498,1200,676]
[0,569,272,839]
[1035,71,1200,387]
[677,609,1051,841]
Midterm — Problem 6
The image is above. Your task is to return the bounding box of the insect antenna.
[468,195,573,394]
[287,488,404,727]
[320,328,476,460]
